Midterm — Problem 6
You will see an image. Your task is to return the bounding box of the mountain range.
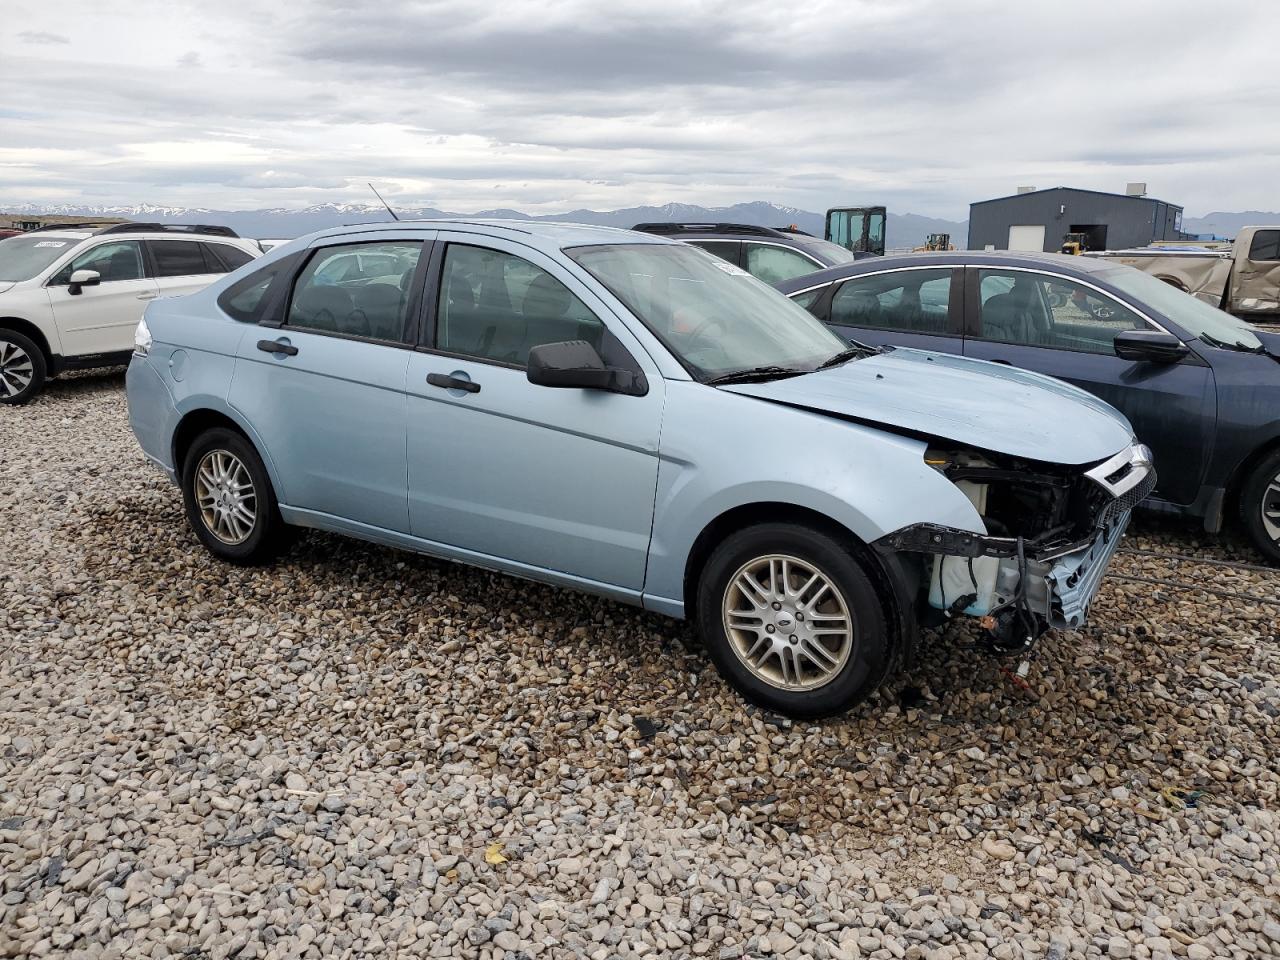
[1,201,967,250]
[6,201,1275,248]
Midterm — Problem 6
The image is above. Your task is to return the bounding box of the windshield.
[569,243,847,379]
[1100,265,1262,351]
[0,235,80,282]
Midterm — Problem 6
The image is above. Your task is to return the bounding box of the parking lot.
[2,371,1277,959]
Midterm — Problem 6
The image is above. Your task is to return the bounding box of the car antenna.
[368,182,400,221]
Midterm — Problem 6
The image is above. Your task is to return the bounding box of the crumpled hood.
[720,347,1135,465]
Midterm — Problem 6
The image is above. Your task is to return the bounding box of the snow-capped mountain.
[1,199,968,249]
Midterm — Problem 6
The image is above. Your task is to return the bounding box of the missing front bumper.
[879,444,1155,647]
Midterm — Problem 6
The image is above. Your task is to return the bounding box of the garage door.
[1007,224,1046,251]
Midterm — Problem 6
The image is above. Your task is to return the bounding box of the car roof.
[774,250,1118,293]
[311,218,674,253]
[13,229,254,245]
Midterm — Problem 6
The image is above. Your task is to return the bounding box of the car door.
[404,233,664,595]
[46,240,158,356]
[227,234,432,532]
[805,266,965,353]
[961,266,1215,505]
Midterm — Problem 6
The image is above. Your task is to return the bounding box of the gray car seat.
[354,283,404,341]
[982,278,1041,343]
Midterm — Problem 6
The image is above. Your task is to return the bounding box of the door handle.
[426,372,480,394]
[137,292,158,300]
[257,338,298,356]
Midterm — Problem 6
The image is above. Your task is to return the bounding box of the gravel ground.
[2,371,1278,960]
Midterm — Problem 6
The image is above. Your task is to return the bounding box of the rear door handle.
[257,338,299,356]
[137,292,158,300]
[426,372,480,393]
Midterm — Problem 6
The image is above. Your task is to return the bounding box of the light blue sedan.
[126,220,1153,718]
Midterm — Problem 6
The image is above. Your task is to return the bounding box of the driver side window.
[49,241,145,285]
[974,270,1149,354]
[435,244,604,367]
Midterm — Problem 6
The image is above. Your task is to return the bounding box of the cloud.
[17,30,70,44]
[1,0,1278,217]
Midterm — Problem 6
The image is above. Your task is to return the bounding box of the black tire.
[1239,448,1280,564]
[181,427,290,565]
[0,329,47,405]
[696,522,894,719]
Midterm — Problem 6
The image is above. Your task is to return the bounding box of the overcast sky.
[3,0,1278,218]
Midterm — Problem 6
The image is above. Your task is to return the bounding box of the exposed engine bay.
[881,442,1156,653]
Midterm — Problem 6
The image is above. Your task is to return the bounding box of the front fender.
[642,382,985,614]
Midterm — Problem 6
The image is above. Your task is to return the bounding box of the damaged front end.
[877,443,1156,653]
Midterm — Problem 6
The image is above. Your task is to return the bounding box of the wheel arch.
[170,404,286,501]
[1227,434,1280,523]
[0,317,55,370]
[681,502,920,666]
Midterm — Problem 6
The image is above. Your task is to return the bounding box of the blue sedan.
[776,252,1280,563]
[126,223,1151,718]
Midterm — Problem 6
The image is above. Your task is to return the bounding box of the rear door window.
[829,269,952,333]
[286,241,423,342]
[688,240,742,267]
[150,240,214,277]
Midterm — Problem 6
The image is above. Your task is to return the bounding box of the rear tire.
[696,523,894,719]
[1240,448,1280,564]
[181,427,290,565]
[0,330,46,405]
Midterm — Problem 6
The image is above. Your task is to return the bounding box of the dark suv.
[631,222,865,285]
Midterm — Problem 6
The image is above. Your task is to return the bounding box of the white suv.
[0,223,261,403]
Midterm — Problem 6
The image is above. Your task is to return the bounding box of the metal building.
[967,185,1184,253]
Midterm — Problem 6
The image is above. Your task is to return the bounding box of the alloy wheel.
[1262,470,1280,544]
[0,340,34,399]
[194,449,258,545]
[721,554,854,690]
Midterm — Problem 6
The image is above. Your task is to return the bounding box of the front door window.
[974,270,1149,354]
[436,244,604,366]
[50,241,145,284]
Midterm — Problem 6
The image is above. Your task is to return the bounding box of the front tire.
[696,523,893,719]
[1240,448,1280,564]
[181,427,289,565]
[0,330,46,405]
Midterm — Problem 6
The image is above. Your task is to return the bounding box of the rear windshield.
[0,235,78,282]
[1100,266,1261,351]
[795,237,859,266]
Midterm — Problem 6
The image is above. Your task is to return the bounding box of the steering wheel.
[682,315,726,344]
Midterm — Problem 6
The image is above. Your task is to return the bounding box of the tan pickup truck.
[1089,226,1280,324]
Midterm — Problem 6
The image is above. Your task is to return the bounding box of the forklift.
[825,206,886,256]
[1060,231,1089,255]
[914,233,953,252]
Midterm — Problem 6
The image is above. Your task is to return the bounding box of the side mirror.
[68,269,101,296]
[1113,330,1189,363]
[527,340,616,391]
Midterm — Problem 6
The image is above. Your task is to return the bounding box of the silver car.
[126,220,1153,718]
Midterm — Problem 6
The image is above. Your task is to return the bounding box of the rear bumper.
[125,356,179,483]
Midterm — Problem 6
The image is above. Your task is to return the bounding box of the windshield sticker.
[712,260,750,277]
[35,241,69,248]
